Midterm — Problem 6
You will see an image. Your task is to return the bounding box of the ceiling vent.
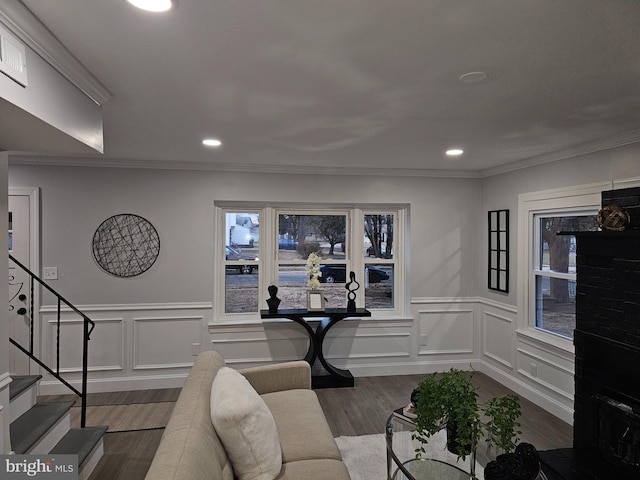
[0,23,28,87]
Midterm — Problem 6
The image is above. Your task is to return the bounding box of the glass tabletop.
[386,409,549,480]
[386,411,479,480]
[392,458,472,480]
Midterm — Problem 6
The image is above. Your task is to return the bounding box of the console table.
[260,308,371,388]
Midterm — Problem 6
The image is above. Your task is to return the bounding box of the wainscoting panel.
[416,309,475,356]
[322,319,413,368]
[482,310,514,369]
[38,303,212,394]
[516,346,574,401]
[45,316,124,373]
[208,317,414,370]
[133,315,203,369]
[476,300,575,424]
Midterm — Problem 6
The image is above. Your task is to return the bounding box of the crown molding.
[8,154,483,179]
[479,129,640,178]
[10,128,640,179]
[0,0,111,105]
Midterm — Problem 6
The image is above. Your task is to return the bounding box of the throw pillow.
[210,367,282,480]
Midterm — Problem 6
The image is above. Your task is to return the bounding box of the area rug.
[70,401,175,432]
[335,430,484,480]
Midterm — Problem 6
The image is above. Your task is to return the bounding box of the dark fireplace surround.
[567,187,640,480]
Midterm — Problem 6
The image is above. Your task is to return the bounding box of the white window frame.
[214,201,407,322]
[517,181,610,350]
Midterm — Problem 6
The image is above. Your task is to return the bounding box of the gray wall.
[480,142,640,306]
[8,164,483,308]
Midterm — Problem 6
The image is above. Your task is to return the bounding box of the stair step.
[10,401,75,454]
[9,375,42,401]
[9,375,43,422]
[50,426,107,467]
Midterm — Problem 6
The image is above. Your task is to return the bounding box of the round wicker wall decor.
[92,214,160,277]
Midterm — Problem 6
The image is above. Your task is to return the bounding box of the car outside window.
[217,205,404,318]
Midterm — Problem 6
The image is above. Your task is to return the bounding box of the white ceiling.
[13,0,640,176]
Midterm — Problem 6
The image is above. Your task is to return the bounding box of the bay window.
[216,203,405,319]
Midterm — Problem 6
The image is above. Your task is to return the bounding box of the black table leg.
[313,316,354,388]
[285,316,317,365]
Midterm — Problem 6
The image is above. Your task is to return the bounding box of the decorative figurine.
[345,271,360,312]
[266,285,281,313]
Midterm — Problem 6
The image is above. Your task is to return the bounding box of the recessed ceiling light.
[458,71,488,84]
[446,148,464,156]
[126,0,175,12]
[202,138,222,147]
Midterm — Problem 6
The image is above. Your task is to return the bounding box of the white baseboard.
[474,360,574,425]
[347,358,479,378]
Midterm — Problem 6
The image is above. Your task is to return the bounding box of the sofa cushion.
[210,367,282,480]
[262,389,342,464]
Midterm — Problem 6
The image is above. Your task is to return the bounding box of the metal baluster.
[30,276,34,354]
[56,297,61,375]
[81,316,90,428]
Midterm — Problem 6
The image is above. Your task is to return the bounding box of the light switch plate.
[43,267,58,280]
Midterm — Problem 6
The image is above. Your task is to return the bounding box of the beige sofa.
[145,350,351,480]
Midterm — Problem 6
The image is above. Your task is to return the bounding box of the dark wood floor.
[46,373,572,480]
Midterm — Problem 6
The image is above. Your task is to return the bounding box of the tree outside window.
[217,206,403,317]
[534,214,597,338]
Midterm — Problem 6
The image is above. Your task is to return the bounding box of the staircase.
[8,255,106,479]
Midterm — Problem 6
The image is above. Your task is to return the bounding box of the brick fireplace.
[540,187,640,480]
[571,230,640,480]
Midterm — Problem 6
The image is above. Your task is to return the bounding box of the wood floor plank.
[81,373,572,480]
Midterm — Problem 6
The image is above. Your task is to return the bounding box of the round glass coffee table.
[386,409,549,480]
[391,457,473,480]
[386,410,480,480]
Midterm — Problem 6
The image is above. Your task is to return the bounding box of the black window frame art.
[488,209,509,293]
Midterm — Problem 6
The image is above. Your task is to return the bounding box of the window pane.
[538,215,597,272]
[225,212,259,248]
[364,214,394,259]
[225,245,258,272]
[277,264,346,309]
[276,265,307,309]
[365,264,393,309]
[225,267,259,313]
[278,214,346,261]
[535,275,575,339]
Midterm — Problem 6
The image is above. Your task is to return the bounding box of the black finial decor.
[345,271,360,312]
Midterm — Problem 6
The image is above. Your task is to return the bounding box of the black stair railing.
[8,254,95,428]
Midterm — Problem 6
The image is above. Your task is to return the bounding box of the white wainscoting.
[481,302,516,369]
[133,315,203,370]
[208,316,415,375]
[416,308,475,356]
[38,303,211,394]
[476,299,575,425]
[35,298,576,425]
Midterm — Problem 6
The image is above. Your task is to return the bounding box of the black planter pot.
[446,419,472,456]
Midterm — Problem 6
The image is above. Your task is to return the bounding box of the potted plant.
[411,368,521,461]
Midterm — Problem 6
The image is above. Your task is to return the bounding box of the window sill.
[516,327,575,356]
[209,311,413,328]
